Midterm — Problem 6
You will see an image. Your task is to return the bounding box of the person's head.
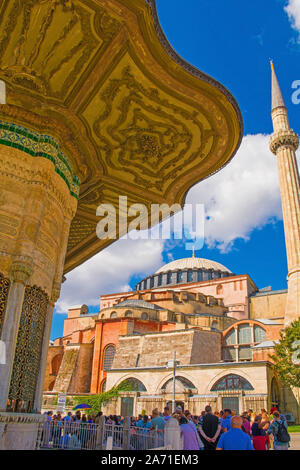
[231,415,243,429]
[47,411,53,416]
[82,414,87,422]
[205,405,212,414]
[248,409,253,415]
[223,409,232,418]
[273,411,280,420]
[219,410,224,417]
[163,406,170,417]
[152,409,159,418]
[192,415,199,424]
[254,415,262,423]
[143,415,148,423]
[184,410,191,420]
[179,416,188,425]
[231,409,236,416]
[242,414,248,422]
[175,406,182,414]
[68,412,72,417]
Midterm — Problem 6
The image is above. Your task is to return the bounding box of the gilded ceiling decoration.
[0,0,243,272]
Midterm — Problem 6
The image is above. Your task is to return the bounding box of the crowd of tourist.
[42,404,290,450]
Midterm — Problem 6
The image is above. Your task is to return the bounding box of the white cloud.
[285,0,300,40]
[184,134,300,252]
[56,238,164,313]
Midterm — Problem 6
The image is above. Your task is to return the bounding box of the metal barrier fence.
[38,419,168,450]
[39,421,99,450]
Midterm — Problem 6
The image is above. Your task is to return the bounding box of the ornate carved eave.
[0,0,243,272]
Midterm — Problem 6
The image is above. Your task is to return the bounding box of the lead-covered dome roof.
[155,257,231,274]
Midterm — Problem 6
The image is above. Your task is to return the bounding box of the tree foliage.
[74,380,135,415]
[270,318,300,388]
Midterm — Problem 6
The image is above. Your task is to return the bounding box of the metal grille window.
[254,325,266,343]
[211,374,254,391]
[225,329,236,345]
[103,345,116,370]
[238,324,251,344]
[222,347,236,361]
[239,346,252,361]
[8,285,48,412]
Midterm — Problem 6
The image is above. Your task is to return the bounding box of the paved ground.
[290,432,300,450]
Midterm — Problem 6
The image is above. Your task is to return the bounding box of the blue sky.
[50,0,300,340]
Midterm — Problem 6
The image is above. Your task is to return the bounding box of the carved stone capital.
[10,258,33,284]
[270,130,299,154]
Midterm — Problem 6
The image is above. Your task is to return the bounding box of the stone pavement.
[290,433,300,450]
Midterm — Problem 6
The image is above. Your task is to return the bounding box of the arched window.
[197,271,203,282]
[211,374,254,391]
[254,325,266,343]
[238,324,251,344]
[167,272,172,284]
[225,329,236,345]
[141,312,148,320]
[187,270,193,282]
[110,311,117,318]
[161,376,196,393]
[177,270,183,283]
[150,277,154,288]
[125,310,132,317]
[158,274,163,286]
[120,378,147,392]
[216,284,223,295]
[207,270,212,280]
[101,379,107,392]
[271,378,280,407]
[103,345,116,370]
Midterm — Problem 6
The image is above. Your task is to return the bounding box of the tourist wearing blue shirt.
[221,409,232,432]
[217,416,253,450]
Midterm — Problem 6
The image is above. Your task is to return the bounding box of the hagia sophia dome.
[155,257,231,274]
[135,257,233,291]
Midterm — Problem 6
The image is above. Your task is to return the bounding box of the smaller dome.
[155,257,231,274]
[116,299,162,310]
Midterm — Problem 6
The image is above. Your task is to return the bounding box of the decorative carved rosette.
[270,130,299,154]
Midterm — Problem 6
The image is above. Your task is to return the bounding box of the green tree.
[74,381,135,415]
[271,318,300,388]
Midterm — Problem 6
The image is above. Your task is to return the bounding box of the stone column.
[33,302,55,413]
[0,260,32,411]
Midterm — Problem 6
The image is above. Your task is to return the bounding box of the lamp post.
[166,351,179,413]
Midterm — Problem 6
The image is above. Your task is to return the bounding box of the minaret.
[269,61,300,326]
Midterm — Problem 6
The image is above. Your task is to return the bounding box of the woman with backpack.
[268,411,290,450]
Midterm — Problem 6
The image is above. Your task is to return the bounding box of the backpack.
[276,421,290,443]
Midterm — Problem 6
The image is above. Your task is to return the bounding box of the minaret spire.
[269,62,300,326]
[271,60,286,110]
